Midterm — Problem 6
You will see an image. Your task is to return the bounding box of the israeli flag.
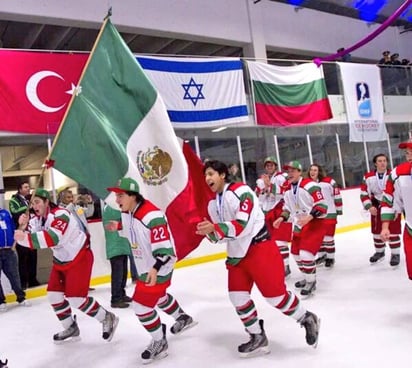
[136,56,249,127]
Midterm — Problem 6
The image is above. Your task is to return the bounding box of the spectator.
[58,188,95,229]
[227,163,242,182]
[378,50,391,65]
[337,47,351,62]
[400,58,411,95]
[8,180,39,289]
[378,51,394,95]
[0,207,31,312]
[102,204,133,308]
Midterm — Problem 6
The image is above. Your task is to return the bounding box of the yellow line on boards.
[5,222,370,302]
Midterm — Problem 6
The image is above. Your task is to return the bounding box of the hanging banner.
[136,56,248,127]
[338,62,387,142]
[0,50,87,134]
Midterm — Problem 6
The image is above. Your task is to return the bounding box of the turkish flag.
[0,50,87,134]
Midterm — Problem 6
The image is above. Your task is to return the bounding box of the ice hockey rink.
[1,226,411,368]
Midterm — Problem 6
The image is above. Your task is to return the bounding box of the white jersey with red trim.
[255,172,287,212]
[19,207,87,264]
[317,177,343,219]
[207,182,265,264]
[282,177,328,230]
[381,162,412,230]
[360,170,391,209]
[119,199,176,281]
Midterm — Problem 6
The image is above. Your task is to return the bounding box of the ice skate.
[294,279,306,289]
[141,324,168,364]
[390,254,400,267]
[0,303,7,313]
[18,300,32,307]
[284,265,291,279]
[300,281,316,297]
[0,358,8,368]
[102,311,119,342]
[315,254,326,266]
[369,252,385,264]
[299,311,321,348]
[170,313,198,335]
[238,319,270,358]
[53,315,81,344]
[325,258,335,268]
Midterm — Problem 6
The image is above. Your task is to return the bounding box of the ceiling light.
[211,127,227,133]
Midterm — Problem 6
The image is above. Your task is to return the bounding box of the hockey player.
[360,154,402,266]
[255,156,292,277]
[381,140,412,278]
[106,177,196,365]
[273,161,328,297]
[307,164,343,268]
[14,188,118,344]
[196,160,320,358]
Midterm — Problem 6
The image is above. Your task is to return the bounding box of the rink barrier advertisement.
[4,188,371,302]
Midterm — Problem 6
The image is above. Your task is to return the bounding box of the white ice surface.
[1,227,411,368]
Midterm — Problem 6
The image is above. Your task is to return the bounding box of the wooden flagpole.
[33,8,113,195]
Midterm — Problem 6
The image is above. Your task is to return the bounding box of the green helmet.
[264,156,277,166]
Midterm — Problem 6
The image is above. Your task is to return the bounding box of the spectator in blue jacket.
[0,207,30,312]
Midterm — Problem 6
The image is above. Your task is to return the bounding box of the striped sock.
[51,299,73,329]
[236,300,259,333]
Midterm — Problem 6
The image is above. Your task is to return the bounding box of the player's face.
[287,168,301,183]
[309,166,319,181]
[375,156,387,172]
[264,162,276,175]
[204,167,225,193]
[405,148,412,163]
[31,197,47,217]
[115,192,136,212]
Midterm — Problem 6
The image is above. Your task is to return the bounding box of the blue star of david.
[182,77,205,106]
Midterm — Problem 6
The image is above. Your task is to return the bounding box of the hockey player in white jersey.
[307,164,343,268]
[381,140,412,278]
[14,188,118,344]
[197,160,320,358]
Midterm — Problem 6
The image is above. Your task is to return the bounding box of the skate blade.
[142,351,168,365]
[171,320,199,335]
[53,335,81,345]
[301,293,315,300]
[239,345,270,358]
[300,288,316,299]
[370,257,385,265]
[104,315,119,342]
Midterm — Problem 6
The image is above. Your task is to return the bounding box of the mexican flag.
[247,61,332,126]
[48,18,212,259]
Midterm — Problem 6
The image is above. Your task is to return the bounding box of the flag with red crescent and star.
[0,50,87,134]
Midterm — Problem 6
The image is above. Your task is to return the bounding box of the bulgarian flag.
[47,18,212,260]
[247,61,333,126]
